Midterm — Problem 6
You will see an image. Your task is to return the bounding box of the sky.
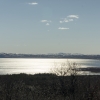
[0,0,100,54]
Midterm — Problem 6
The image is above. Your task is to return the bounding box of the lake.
[0,58,100,75]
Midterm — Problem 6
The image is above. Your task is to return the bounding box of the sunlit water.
[0,58,100,75]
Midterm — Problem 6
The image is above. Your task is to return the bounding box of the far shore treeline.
[0,53,100,59]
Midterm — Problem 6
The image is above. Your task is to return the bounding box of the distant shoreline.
[0,57,100,60]
[0,53,100,59]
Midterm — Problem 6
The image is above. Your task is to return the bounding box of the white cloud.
[58,27,69,30]
[41,20,48,22]
[59,19,69,23]
[69,19,74,21]
[64,19,69,22]
[46,23,50,26]
[60,15,79,23]
[59,21,64,23]
[67,15,79,19]
[41,20,51,23]
[28,2,38,5]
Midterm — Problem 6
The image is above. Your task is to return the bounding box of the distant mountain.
[0,53,100,59]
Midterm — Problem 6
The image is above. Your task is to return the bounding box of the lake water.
[0,58,100,75]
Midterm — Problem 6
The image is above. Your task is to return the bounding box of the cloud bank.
[59,15,79,24]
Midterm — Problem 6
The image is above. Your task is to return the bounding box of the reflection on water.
[0,58,100,74]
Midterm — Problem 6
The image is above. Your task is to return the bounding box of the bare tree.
[51,60,80,76]
[51,61,81,100]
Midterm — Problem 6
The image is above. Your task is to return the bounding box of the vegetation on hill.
[0,74,100,100]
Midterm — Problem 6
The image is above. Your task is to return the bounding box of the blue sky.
[0,0,100,54]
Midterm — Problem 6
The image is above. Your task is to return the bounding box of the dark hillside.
[0,73,100,100]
